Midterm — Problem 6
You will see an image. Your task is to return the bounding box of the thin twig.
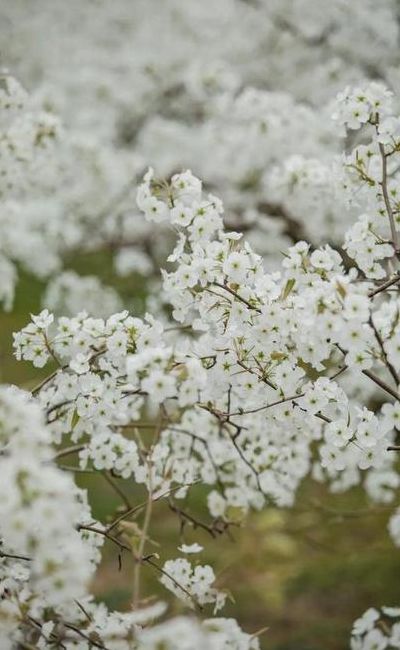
[213,282,262,313]
[378,141,400,255]
[102,471,132,510]
[64,622,111,650]
[52,444,85,461]
[370,316,399,384]
[0,550,31,562]
[77,524,131,552]
[368,273,400,298]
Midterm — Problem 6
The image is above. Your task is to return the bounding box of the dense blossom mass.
[1,0,400,314]
[2,1,400,648]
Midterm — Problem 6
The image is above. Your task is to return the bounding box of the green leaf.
[336,281,347,299]
[71,409,80,430]
[281,278,296,300]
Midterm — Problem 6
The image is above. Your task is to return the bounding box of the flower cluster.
[0,74,62,309]
[136,167,400,507]
[351,607,400,649]
[138,615,260,650]
[160,558,226,611]
[44,270,123,317]
[0,384,259,648]
[0,385,101,645]
[13,307,209,494]
[333,83,393,130]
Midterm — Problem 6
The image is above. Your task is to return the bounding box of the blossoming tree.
[3,2,400,648]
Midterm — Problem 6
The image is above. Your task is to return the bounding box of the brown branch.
[369,273,400,298]
[370,316,399,384]
[223,392,305,417]
[168,500,230,539]
[378,141,400,255]
[106,483,196,534]
[63,622,111,650]
[143,555,203,611]
[212,282,261,313]
[0,550,31,562]
[52,444,85,461]
[77,524,131,552]
[362,368,399,401]
[336,344,399,401]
